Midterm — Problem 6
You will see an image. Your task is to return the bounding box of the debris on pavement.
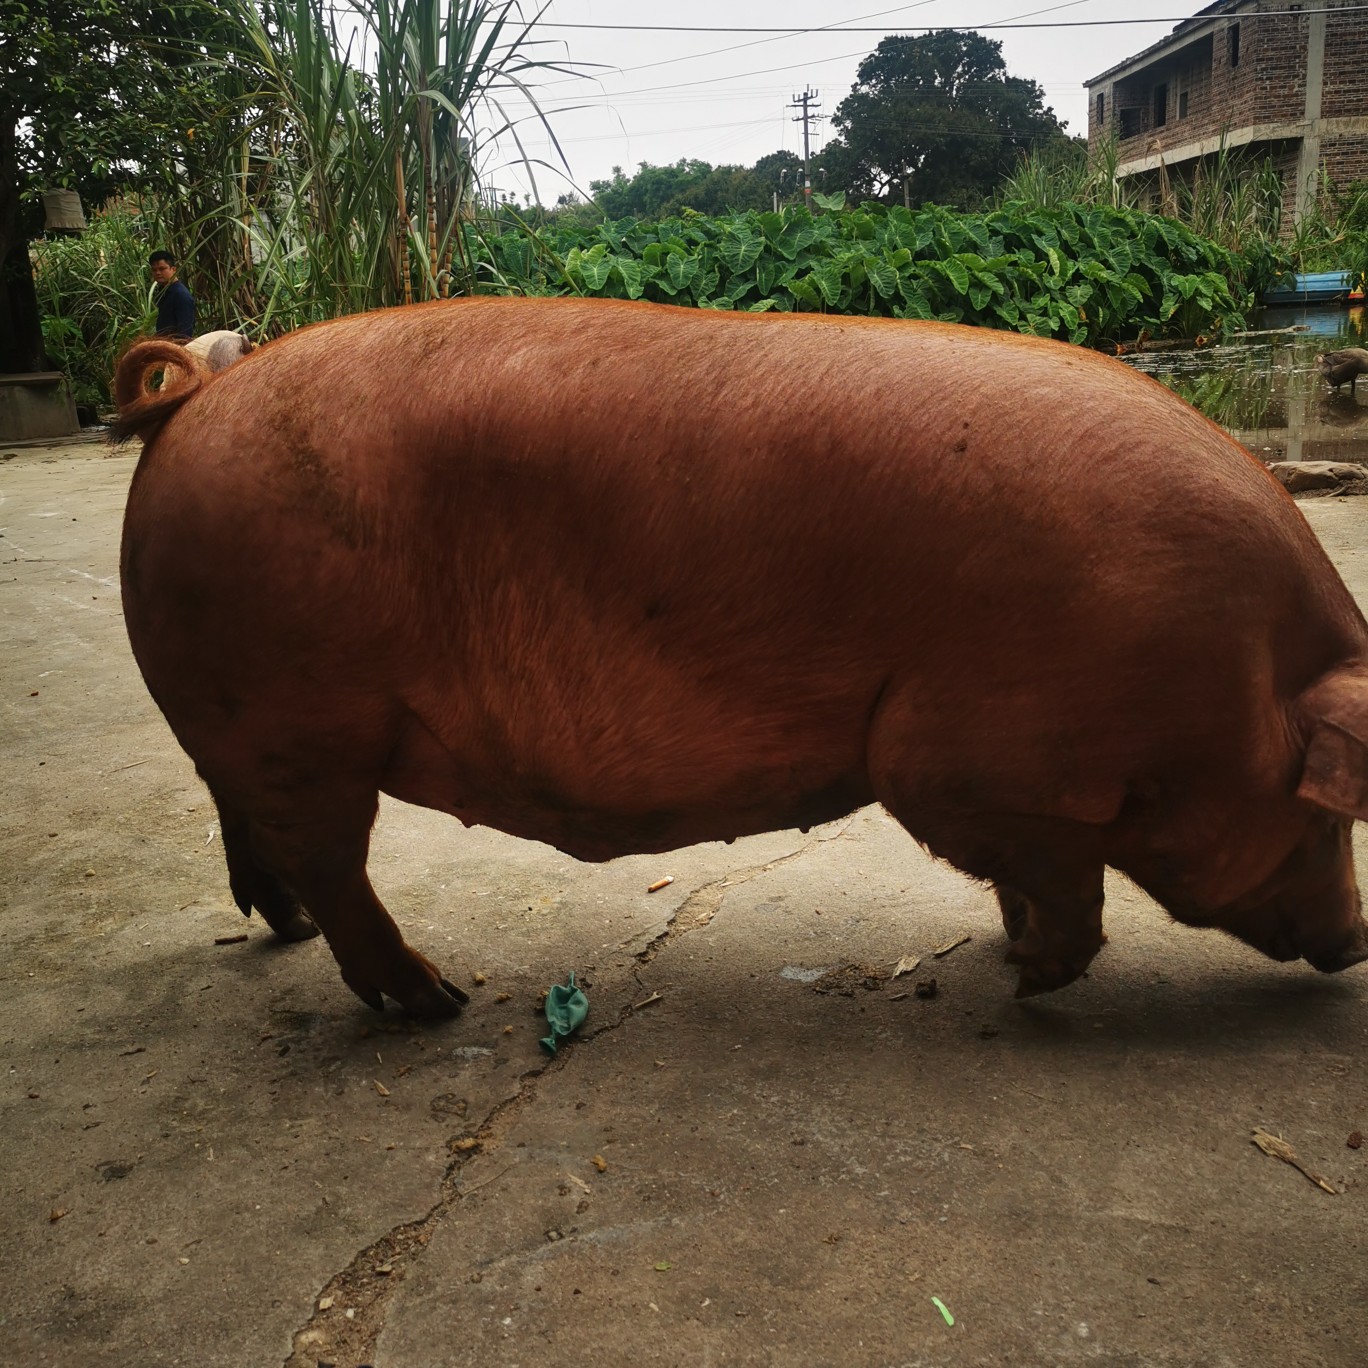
[890,955,921,979]
[539,972,589,1055]
[933,934,972,958]
[1348,1131,1363,1150]
[811,963,885,995]
[213,933,248,945]
[647,876,674,892]
[631,991,662,1011]
[915,978,939,1000]
[1251,1127,1338,1194]
[592,1154,607,1173]
[931,1296,955,1326]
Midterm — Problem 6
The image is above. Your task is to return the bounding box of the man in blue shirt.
[150,251,195,340]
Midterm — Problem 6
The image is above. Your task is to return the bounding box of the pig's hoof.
[440,977,472,1006]
[343,975,466,1018]
[1006,934,1102,998]
[345,977,386,1013]
[340,950,468,1019]
[1013,962,1080,998]
[398,977,468,1019]
[272,909,321,942]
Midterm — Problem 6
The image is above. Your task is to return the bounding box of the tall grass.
[31,206,166,411]
[32,0,576,405]
[999,138,1133,213]
[1002,135,1288,304]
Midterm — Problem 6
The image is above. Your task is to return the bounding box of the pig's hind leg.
[212,783,469,1019]
[216,796,320,942]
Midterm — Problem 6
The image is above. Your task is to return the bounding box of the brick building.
[1085,0,1368,225]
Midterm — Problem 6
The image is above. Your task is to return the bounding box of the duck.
[1317,347,1368,392]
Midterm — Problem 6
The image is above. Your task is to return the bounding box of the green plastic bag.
[540,972,588,1055]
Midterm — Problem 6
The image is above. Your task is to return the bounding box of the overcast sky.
[486,0,1197,203]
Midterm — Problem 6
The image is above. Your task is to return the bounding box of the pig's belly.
[379,714,876,860]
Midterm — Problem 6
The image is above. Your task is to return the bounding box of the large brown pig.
[113,297,1368,1018]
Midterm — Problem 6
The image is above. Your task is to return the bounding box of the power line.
[537,7,1368,32]
[559,0,950,83]
[532,0,1097,90]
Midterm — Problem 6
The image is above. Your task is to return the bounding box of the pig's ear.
[1297,668,1368,819]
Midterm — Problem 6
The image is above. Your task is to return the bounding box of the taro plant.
[474,196,1252,346]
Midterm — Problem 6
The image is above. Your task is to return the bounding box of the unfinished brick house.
[1085,0,1368,225]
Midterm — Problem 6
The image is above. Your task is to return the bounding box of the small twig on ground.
[1251,1127,1338,1194]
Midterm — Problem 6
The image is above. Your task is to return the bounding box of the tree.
[590,159,717,219]
[0,1,201,368]
[823,30,1066,210]
[589,150,806,220]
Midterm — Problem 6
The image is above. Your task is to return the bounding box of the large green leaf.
[865,258,899,299]
[718,227,764,274]
[667,253,700,292]
[939,257,971,294]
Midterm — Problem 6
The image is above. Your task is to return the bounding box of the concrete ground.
[3,438,1368,1368]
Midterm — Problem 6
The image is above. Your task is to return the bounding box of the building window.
[1229,23,1240,67]
[1178,88,1189,119]
[1096,92,1105,125]
[1119,106,1143,138]
[1153,83,1168,128]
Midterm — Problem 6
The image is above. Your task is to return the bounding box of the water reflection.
[1122,306,1368,464]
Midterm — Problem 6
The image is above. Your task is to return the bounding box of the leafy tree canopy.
[1,0,238,366]
[821,30,1068,209]
[1,2,214,226]
[589,150,803,219]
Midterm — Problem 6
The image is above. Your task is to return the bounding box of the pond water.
[1121,305,1368,464]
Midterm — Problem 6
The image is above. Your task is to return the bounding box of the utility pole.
[789,87,821,210]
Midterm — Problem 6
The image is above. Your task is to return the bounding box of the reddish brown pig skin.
[114,297,1368,1019]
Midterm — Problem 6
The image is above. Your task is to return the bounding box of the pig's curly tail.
[109,339,207,445]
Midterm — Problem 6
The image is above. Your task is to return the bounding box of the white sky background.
[486,0,1197,204]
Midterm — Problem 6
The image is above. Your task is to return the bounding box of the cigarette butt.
[647,876,674,893]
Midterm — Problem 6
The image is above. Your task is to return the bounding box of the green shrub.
[32,206,164,413]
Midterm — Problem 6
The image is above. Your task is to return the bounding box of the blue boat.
[1261,269,1364,305]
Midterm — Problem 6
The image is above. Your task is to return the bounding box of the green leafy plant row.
[477,192,1250,345]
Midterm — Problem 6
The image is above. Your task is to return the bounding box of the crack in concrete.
[591,820,857,1040]
[282,1059,568,1368]
[283,821,852,1366]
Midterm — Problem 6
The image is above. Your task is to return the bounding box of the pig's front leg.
[998,881,1107,997]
